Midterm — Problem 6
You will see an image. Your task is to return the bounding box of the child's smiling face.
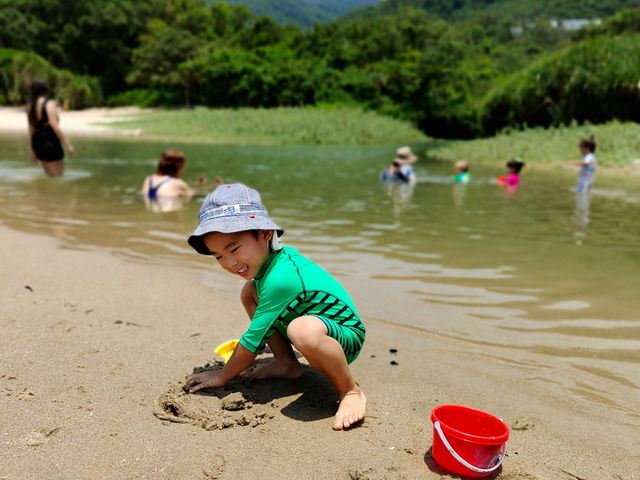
[204,230,273,279]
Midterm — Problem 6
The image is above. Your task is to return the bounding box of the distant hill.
[349,0,640,21]
[224,0,378,27]
[304,0,379,16]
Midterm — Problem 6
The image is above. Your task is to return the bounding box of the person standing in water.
[575,136,596,193]
[380,146,418,185]
[26,79,74,177]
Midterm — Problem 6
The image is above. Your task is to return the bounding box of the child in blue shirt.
[576,136,596,193]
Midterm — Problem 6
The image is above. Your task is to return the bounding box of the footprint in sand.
[202,454,225,479]
[24,427,61,447]
[511,417,536,431]
[348,467,374,480]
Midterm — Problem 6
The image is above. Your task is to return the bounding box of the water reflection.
[143,194,192,213]
[452,183,467,207]
[574,191,591,231]
[382,180,415,214]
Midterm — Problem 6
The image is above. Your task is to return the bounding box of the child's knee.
[287,316,326,352]
[240,280,257,306]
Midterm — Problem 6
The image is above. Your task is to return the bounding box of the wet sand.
[0,106,143,136]
[1,225,638,480]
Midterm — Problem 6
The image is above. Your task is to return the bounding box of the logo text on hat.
[223,205,239,215]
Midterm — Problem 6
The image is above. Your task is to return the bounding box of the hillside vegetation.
[1,0,639,141]
[350,0,640,21]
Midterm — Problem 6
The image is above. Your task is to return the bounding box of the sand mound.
[154,362,339,431]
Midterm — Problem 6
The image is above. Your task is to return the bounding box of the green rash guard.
[239,246,366,364]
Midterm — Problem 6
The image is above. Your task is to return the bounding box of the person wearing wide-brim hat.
[184,183,367,430]
[380,146,418,185]
[394,146,418,164]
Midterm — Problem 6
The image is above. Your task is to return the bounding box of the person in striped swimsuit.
[185,183,367,430]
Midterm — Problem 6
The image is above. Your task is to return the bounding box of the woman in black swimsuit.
[27,80,74,177]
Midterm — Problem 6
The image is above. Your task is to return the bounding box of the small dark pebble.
[390,360,399,366]
[370,355,376,358]
[389,348,398,354]
[24,285,33,292]
[114,320,123,324]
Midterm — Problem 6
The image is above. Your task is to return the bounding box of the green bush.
[106,89,169,107]
[6,50,57,104]
[0,48,102,108]
[56,72,103,109]
[574,7,640,40]
[482,34,640,134]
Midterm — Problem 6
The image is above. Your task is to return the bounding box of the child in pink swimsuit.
[498,158,525,188]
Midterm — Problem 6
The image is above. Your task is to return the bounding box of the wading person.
[27,79,74,177]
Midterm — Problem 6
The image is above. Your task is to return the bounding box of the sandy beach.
[1,224,638,480]
[0,106,142,137]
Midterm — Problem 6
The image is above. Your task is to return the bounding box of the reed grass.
[108,106,427,146]
[429,121,640,168]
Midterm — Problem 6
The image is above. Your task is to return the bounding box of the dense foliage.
[351,0,640,21]
[483,34,640,133]
[0,0,639,138]
[0,49,102,108]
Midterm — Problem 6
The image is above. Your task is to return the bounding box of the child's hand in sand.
[184,371,226,393]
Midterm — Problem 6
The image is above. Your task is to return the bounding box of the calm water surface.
[1,135,638,420]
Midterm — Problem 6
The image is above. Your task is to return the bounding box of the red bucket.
[430,405,509,478]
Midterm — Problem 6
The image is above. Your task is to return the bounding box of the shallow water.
[1,135,638,420]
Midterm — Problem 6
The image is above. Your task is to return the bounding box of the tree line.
[1,0,639,139]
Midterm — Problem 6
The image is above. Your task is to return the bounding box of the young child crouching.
[184,183,367,430]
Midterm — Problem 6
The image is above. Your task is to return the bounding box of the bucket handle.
[434,421,507,474]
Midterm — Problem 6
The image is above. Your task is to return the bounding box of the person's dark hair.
[506,158,525,174]
[156,149,186,177]
[27,79,50,125]
[579,135,596,153]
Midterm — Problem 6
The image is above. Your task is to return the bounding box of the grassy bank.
[429,121,640,168]
[107,106,427,146]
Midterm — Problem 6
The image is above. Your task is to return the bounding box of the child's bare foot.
[333,388,366,430]
[244,359,303,380]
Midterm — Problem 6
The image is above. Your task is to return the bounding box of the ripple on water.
[0,164,92,182]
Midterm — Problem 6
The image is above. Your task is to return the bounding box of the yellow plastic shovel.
[214,339,240,363]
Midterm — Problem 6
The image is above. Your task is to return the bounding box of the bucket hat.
[394,146,417,164]
[188,183,284,255]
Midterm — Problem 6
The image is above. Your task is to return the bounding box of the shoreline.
[0,106,146,137]
[1,225,638,479]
